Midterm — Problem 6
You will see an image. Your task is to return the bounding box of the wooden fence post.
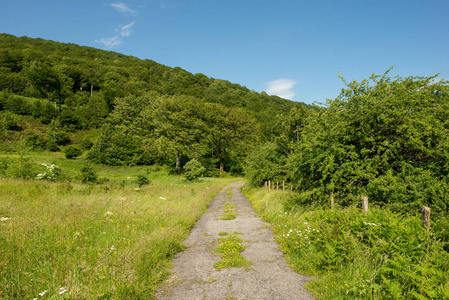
[331,192,334,208]
[268,180,271,190]
[264,181,267,189]
[276,182,279,191]
[421,206,431,230]
[290,185,293,195]
[362,196,368,212]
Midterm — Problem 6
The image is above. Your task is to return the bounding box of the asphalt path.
[156,182,314,300]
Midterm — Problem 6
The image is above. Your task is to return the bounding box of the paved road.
[156,182,314,300]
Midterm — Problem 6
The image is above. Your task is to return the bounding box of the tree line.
[246,69,449,214]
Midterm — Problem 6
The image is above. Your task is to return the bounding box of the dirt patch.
[156,182,314,300]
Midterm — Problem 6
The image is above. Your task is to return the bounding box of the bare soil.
[156,182,314,300]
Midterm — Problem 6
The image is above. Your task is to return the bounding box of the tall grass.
[243,186,449,299]
[0,167,237,299]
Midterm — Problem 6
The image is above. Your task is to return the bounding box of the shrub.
[0,157,9,176]
[65,146,82,159]
[25,134,47,150]
[81,138,93,150]
[135,174,151,187]
[80,162,98,184]
[183,159,205,181]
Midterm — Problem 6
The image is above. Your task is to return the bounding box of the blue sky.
[1,0,448,105]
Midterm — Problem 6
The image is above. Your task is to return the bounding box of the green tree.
[151,95,209,174]
[205,103,260,174]
[289,70,449,212]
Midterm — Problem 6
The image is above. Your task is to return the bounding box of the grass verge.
[243,186,449,299]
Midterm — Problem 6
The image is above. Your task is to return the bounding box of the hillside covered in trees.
[0,33,309,174]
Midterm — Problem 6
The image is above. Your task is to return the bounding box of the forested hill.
[0,33,307,135]
[0,33,311,174]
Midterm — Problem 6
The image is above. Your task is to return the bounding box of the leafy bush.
[25,134,47,150]
[47,120,70,146]
[0,157,9,176]
[81,138,93,150]
[64,145,82,159]
[288,71,449,213]
[245,142,287,187]
[80,162,98,184]
[87,126,143,166]
[135,174,151,187]
[183,159,205,181]
[0,111,20,131]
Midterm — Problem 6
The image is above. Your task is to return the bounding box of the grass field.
[0,152,239,299]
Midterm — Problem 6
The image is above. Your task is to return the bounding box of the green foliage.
[87,126,143,166]
[35,163,62,181]
[135,174,151,187]
[0,168,235,299]
[183,159,206,181]
[0,33,306,141]
[245,142,287,187]
[0,110,20,130]
[64,145,82,159]
[25,133,48,150]
[80,138,93,150]
[47,120,70,146]
[245,187,449,299]
[80,162,98,184]
[287,71,449,213]
[214,234,252,269]
[220,202,237,220]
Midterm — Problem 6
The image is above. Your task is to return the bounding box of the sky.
[1,0,448,105]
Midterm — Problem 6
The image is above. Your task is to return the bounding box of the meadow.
[243,186,449,300]
[0,152,238,299]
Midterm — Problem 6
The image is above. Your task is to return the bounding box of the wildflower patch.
[214,234,252,269]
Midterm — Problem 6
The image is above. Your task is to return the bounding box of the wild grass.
[220,203,237,220]
[0,155,239,299]
[214,234,252,269]
[243,186,449,300]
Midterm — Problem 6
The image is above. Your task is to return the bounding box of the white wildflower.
[134,188,140,191]
[364,222,379,226]
[1,217,10,221]
[111,245,115,250]
[105,211,113,216]
[39,290,48,296]
[59,288,67,295]
[159,197,166,200]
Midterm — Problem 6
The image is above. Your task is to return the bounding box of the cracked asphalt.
[156,182,314,300]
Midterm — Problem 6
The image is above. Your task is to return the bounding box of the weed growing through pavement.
[220,203,237,220]
[214,234,252,269]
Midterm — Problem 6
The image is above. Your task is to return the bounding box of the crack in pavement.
[156,182,314,300]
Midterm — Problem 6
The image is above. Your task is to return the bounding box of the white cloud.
[95,36,122,48]
[110,2,138,15]
[265,79,297,100]
[117,21,135,37]
[96,22,135,49]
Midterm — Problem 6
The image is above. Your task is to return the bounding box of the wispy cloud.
[96,3,137,49]
[265,79,297,100]
[110,2,138,16]
[95,36,123,48]
[117,21,135,37]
